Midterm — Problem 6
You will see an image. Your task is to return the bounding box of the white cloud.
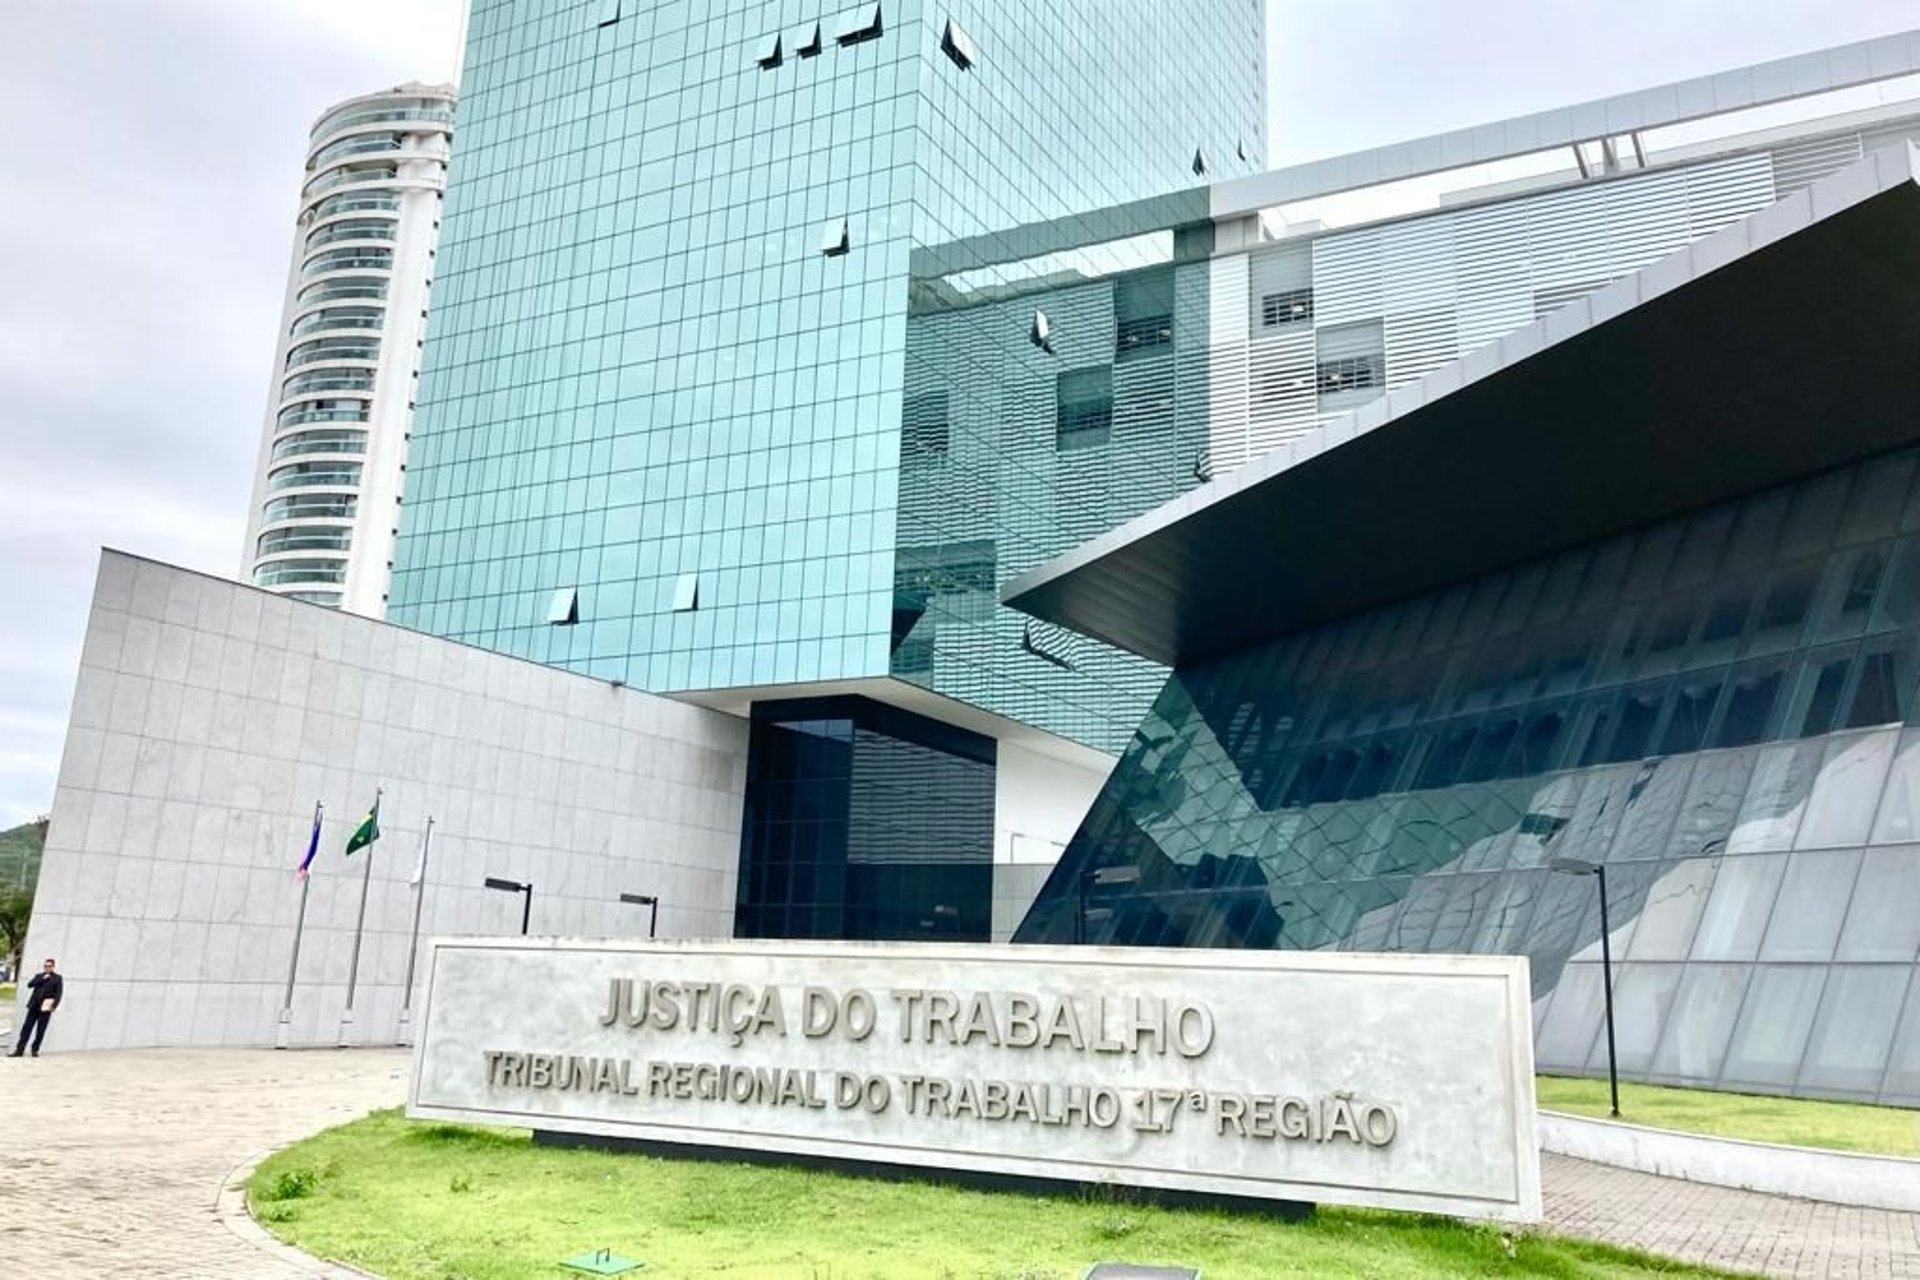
[281,0,467,84]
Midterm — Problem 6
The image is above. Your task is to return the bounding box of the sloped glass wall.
[1019,445,1920,1103]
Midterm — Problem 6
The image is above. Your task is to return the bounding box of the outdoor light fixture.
[1550,856,1620,1118]
[619,892,659,939]
[485,876,534,936]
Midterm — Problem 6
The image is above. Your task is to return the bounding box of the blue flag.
[295,809,322,880]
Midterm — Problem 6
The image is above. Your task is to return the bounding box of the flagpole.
[276,800,322,1050]
[338,787,380,1048]
[396,815,434,1046]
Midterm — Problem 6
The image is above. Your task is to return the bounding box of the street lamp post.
[1075,864,1142,944]
[484,876,533,936]
[1550,856,1620,1118]
[619,892,659,939]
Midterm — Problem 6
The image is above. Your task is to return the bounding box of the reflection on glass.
[1796,730,1899,850]
[1878,980,1920,1101]
[1759,850,1863,962]
[1650,965,1748,1082]
[1019,446,1920,1100]
[1722,966,1828,1087]
[1668,749,1755,859]
[1726,741,1820,852]
[1689,853,1787,961]
[1592,963,1683,1075]
[1869,728,1920,844]
[1834,846,1920,962]
[1625,859,1718,961]
[1534,961,1606,1069]
[1799,967,1910,1095]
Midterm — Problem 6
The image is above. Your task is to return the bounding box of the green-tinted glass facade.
[1017,445,1920,1103]
[390,1,1263,742]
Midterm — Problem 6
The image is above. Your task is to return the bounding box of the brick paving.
[1542,1152,1920,1278]
[0,1046,1916,1277]
[0,1047,407,1277]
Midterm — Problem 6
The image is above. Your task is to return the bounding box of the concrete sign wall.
[409,938,1542,1221]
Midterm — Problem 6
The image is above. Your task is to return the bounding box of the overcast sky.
[0,0,1916,830]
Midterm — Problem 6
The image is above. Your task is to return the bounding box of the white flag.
[408,821,432,887]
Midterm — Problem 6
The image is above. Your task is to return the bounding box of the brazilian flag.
[345,795,381,856]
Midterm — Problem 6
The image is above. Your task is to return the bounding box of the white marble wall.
[22,551,750,1051]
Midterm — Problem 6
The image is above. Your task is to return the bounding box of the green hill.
[0,819,47,894]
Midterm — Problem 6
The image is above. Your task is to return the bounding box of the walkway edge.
[1540,1109,1920,1212]
[217,1147,384,1279]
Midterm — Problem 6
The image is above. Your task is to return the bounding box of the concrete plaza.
[0,1046,1915,1277]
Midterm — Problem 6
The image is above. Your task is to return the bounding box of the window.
[1056,367,1112,450]
[267,460,362,491]
[672,574,700,612]
[258,528,353,558]
[1115,270,1173,358]
[270,430,367,462]
[304,246,394,276]
[836,3,883,45]
[547,587,579,626]
[1115,313,1169,356]
[795,22,823,56]
[754,32,782,68]
[940,18,975,69]
[1316,321,1384,400]
[904,392,949,455]
[1261,288,1314,328]
[1192,149,1208,177]
[820,216,849,257]
[597,0,620,25]
[1843,634,1919,729]
[1316,354,1380,395]
[263,494,356,523]
[254,559,348,588]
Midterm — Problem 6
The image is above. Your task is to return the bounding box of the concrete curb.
[216,1147,383,1279]
[1539,1109,1920,1212]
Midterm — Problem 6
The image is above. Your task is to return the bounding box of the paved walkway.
[1542,1152,1920,1278]
[0,1047,408,1277]
[0,1047,1916,1277]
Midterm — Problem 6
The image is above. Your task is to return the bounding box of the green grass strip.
[1536,1076,1920,1157]
[249,1110,1747,1279]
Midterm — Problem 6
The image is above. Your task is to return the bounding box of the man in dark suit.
[10,958,63,1057]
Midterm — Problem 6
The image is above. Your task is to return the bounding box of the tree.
[0,887,31,982]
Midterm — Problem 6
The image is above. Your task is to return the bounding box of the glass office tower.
[391,0,1261,698]
[389,1,1265,940]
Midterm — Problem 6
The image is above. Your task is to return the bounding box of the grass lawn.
[0,983,12,1004]
[1537,1076,1920,1157]
[249,1110,1742,1280]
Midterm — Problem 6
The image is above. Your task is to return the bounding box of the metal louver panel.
[1382,217,1458,386]
[1770,134,1865,198]
[1680,152,1776,237]
[1188,255,1250,475]
[1245,328,1317,454]
[1311,229,1383,326]
[1191,144,1810,480]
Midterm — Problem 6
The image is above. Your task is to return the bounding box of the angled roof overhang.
[1005,147,1920,667]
